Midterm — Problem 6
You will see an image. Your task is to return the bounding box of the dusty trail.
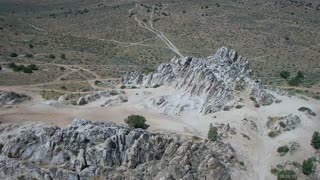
[130,4,184,58]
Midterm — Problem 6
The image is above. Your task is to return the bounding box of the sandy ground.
[0,86,319,180]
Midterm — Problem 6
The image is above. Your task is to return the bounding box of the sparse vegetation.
[208,123,218,141]
[125,115,149,129]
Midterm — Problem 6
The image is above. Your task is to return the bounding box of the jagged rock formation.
[266,114,301,132]
[0,91,31,106]
[0,119,236,180]
[123,47,274,114]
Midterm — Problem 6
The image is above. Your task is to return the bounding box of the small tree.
[311,131,320,149]
[125,115,149,129]
[208,123,218,141]
[280,71,290,79]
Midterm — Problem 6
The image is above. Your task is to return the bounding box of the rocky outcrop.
[266,114,301,132]
[0,119,236,180]
[123,47,274,114]
[0,91,31,106]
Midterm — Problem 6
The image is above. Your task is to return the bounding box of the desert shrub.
[249,96,256,102]
[208,124,218,141]
[25,54,33,58]
[153,84,161,88]
[268,131,281,138]
[13,65,25,72]
[110,91,118,96]
[277,170,297,180]
[8,62,17,68]
[302,157,316,175]
[29,44,33,49]
[10,52,18,57]
[280,71,290,79]
[223,106,231,111]
[288,71,304,86]
[235,105,243,109]
[23,67,33,73]
[298,107,316,116]
[28,64,38,70]
[125,115,149,129]
[277,146,289,156]
[59,67,65,71]
[271,168,279,175]
[120,85,126,89]
[94,80,101,85]
[297,71,304,79]
[48,54,55,59]
[311,131,320,149]
[182,10,186,13]
[61,54,66,59]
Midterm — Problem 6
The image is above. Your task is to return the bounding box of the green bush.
[311,131,320,149]
[125,115,149,129]
[280,71,290,79]
[277,146,289,156]
[277,170,297,180]
[9,52,18,57]
[302,157,316,175]
[208,124,218,141]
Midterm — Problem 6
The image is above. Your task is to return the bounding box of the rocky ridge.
[0,119,237,180]
[123,47,274,114]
